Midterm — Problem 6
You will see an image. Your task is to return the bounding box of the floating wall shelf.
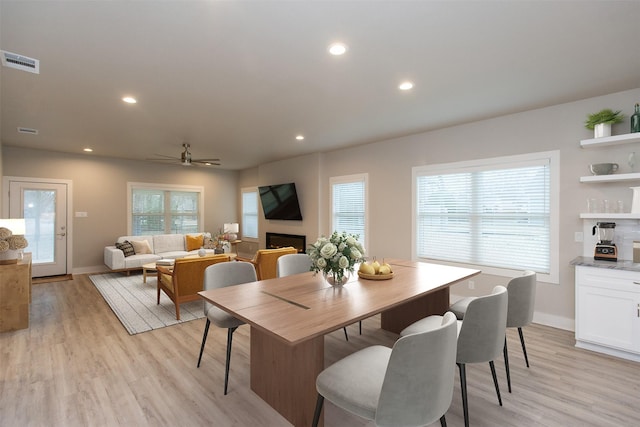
[580,172,640,183]
[580,133,640,148]
[579,213,640,220]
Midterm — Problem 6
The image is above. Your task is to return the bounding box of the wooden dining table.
[198,258,480,426]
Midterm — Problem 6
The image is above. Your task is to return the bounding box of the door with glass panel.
[7,179,69,277]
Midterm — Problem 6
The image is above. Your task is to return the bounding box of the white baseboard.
[72,265,110,275]
[451,293,574,332]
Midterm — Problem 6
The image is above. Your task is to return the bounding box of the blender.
[592,222,617,261]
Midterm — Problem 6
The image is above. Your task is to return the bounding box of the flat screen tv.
[258,182,303,220]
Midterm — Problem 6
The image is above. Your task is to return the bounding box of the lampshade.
[0,218,26,235]
[224,223,239,233]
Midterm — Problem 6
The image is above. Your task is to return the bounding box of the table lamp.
[223,223,239,241]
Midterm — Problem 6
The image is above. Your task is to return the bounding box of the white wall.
[246,87,640,330]
[2,146,239,273]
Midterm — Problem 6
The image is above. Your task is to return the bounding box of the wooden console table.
[0,253,32,332]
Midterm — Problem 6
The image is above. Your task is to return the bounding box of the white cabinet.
[575,266,640,361]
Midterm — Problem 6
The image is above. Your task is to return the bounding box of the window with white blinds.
[128,183,203,235]
[241,188,258,239]
[330,174,368,248]
[413,152,558,280]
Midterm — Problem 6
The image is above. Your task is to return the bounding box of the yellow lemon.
[371,261,380,273]
[359,263,375,275]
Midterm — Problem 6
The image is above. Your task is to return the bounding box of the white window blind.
[129,184,202,235]
[242,188,258,239]
[331,174,367,248]
[415,158,551,274]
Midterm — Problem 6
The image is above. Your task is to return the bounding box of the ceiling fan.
[148,143,221,166]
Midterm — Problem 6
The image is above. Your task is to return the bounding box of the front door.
[6,178,70,277]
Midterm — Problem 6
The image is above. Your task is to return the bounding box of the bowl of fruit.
[358,259,394,280]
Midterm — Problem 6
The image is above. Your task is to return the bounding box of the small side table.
[230,240,242,254]
[142,262,157,283]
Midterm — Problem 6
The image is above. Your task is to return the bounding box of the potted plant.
[585,108,624,138]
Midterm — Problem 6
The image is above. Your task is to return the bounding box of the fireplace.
[266,232,306,253]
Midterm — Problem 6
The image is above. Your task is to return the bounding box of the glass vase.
[323,270,348,287]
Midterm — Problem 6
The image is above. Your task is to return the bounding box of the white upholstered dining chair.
[196,261,257,395]
[312,311,458,427]
[402,285,508,427]
[451,270,537,392]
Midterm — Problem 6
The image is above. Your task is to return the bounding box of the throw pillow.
[115,240,135,257]
[203,237,216,249]
[130,239,152,254]
[185,234,204,251]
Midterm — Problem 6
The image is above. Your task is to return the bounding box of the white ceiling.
[1,1,639,170]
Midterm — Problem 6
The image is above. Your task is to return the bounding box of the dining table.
[198,258,480,426]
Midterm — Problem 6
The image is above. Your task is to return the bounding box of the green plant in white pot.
[585,109,624,138]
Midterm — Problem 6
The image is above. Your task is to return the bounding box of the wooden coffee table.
[142,262,158,283]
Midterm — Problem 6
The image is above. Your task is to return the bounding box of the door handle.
[57,232,66,237]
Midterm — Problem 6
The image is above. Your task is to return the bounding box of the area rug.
[89,272,205,335]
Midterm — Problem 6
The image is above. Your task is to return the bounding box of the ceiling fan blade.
[193,160,221,166]
[192,158,221,162]
[148,154,180,160]
[146,158,180,162]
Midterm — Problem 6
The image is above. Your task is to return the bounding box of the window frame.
[411,151,559,284]
[241,186,259,241]
[330,173,369,249]
[127,182,204,235]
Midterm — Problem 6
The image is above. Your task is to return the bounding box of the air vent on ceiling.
[1,50,40,74]
[18,127,39,135]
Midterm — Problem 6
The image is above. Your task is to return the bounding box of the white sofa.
[104,233,219,271]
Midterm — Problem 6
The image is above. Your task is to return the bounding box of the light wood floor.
[1,274,639,426]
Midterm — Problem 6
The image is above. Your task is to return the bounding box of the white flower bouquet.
[308,231,365,284]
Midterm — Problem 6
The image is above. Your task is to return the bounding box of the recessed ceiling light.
[83,148,93,152]
[399,81,414,91]
[328,43,347,56]
[122,96,137,104]
[296,135,304,141]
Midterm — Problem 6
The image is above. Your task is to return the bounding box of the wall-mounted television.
[258,182,303,220]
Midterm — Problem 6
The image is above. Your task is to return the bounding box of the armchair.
[236,246,298,280]
[157,254,230,320]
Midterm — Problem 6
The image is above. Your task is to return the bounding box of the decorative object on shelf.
[589,163,618,175]
[631,103,640,133]
[585,108,624,138]
[308,231,365,286]
[223,222,239,241]
[0,219,28,265]
[629,152,637,172]
[631,187,640,214]
[198,248,207,257]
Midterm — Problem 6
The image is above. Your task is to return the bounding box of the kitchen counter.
[570,256,640,272]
